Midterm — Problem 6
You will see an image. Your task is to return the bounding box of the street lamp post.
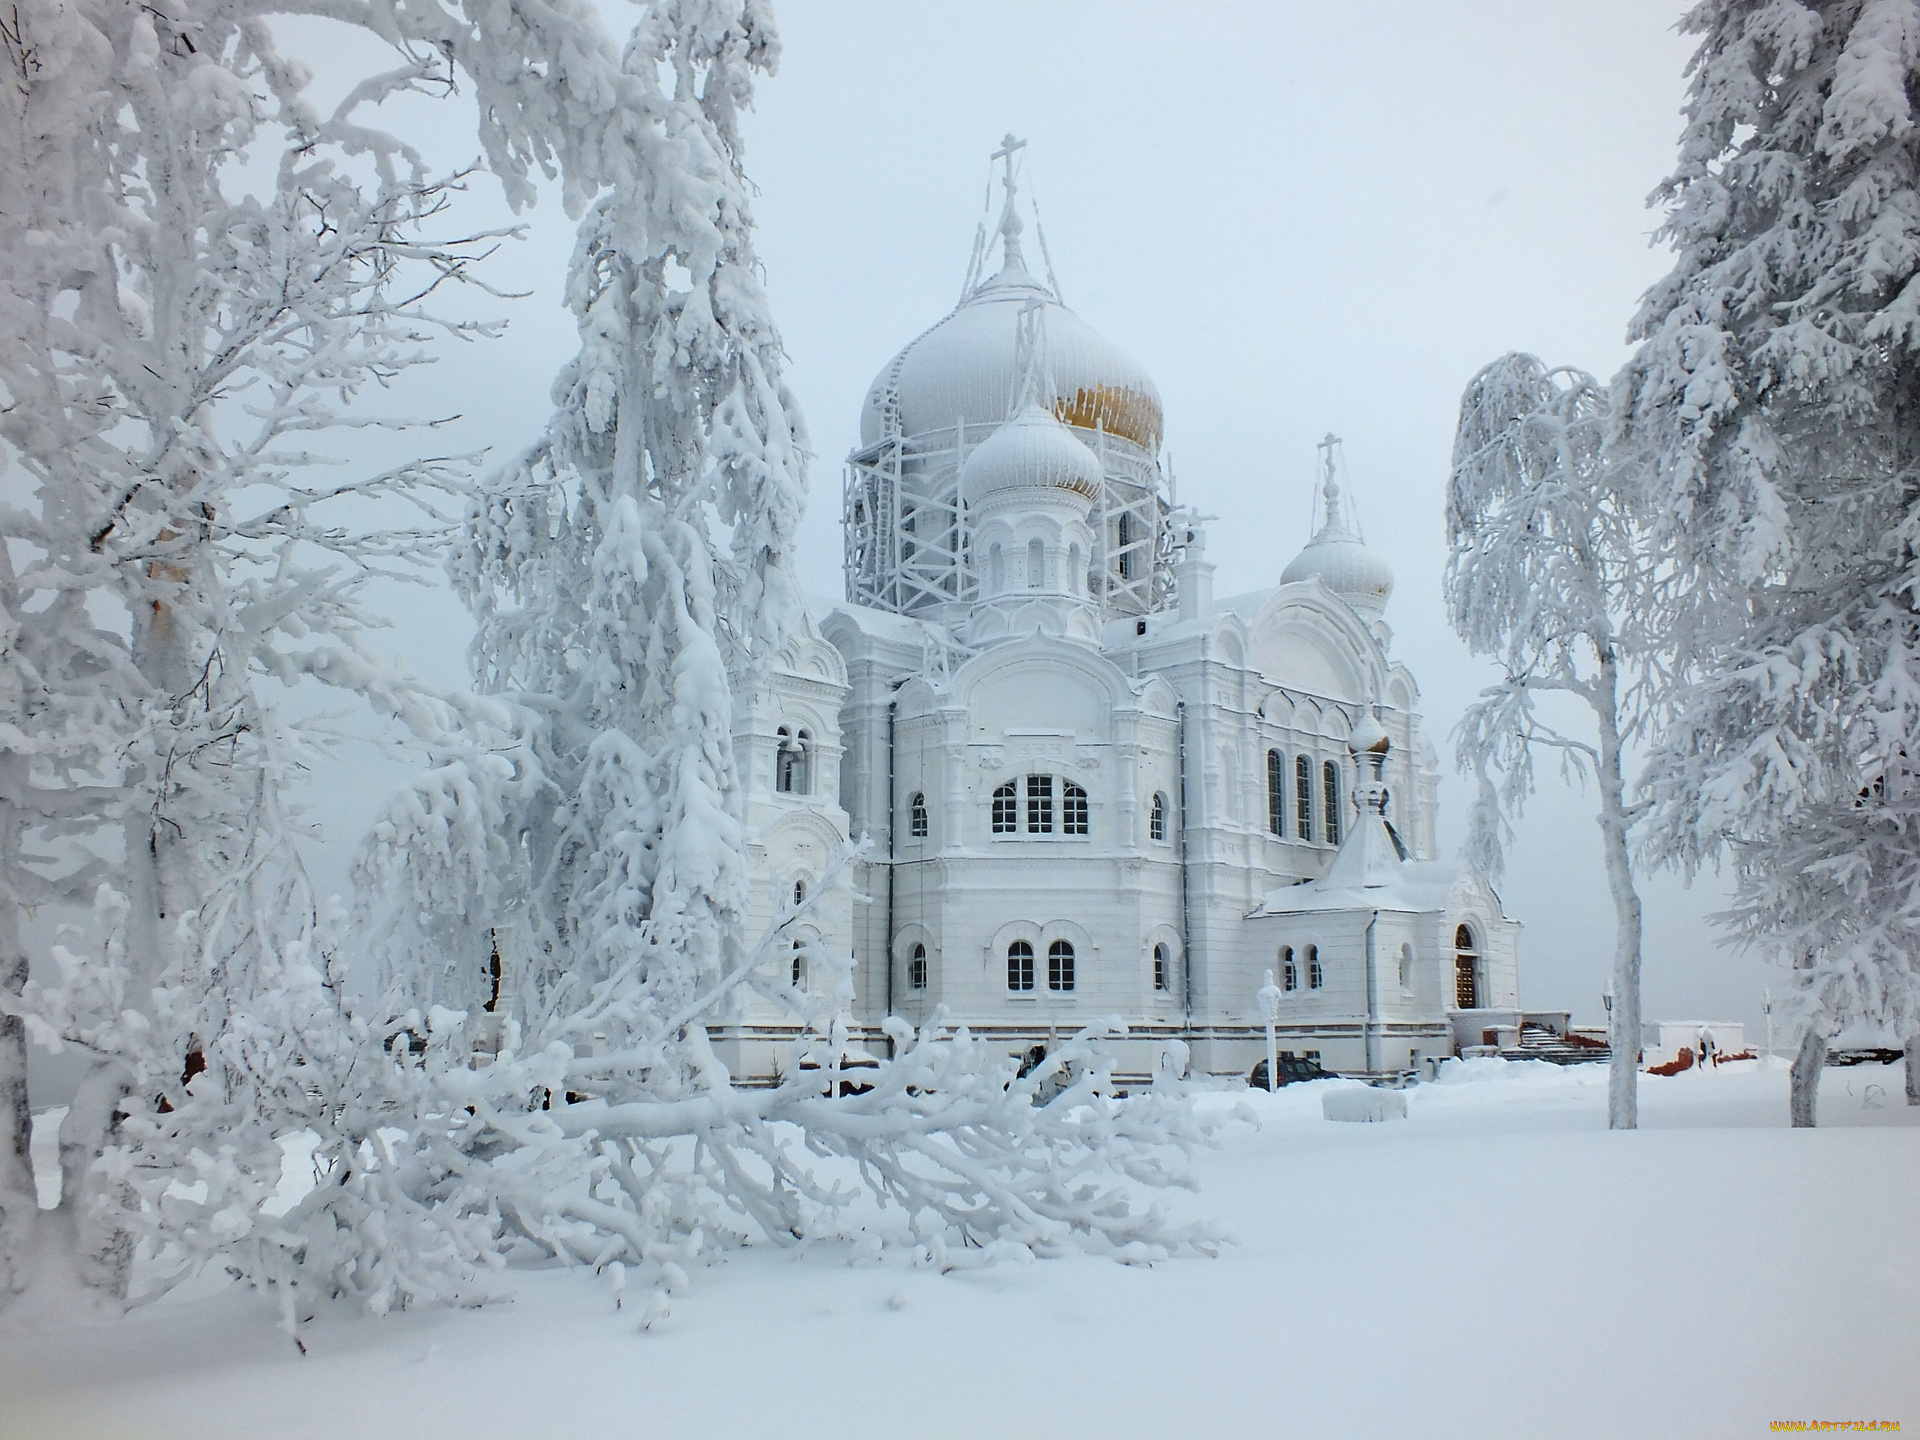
[1258,968,1282,1094]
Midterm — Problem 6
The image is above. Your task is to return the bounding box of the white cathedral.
[714,148,1520,1084]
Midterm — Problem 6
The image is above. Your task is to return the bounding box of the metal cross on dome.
[1316,431,1347,533]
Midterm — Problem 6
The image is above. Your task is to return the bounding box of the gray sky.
[306,1,1783,1041]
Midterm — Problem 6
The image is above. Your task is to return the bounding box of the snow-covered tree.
[0,1,544,1297]
[356,1,1223,1315]
[1615,0,1920,1123]
[1448,355,1655,1129]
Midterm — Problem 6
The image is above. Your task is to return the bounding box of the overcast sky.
[292,1,1785,1042]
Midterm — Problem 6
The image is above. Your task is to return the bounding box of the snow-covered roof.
[1249,814,1459,917]
[1214,588,1275,622]
[821,599,951,649]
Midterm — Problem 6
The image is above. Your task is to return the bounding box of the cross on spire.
[1316,431,1345,533]
[991,133,1028,272]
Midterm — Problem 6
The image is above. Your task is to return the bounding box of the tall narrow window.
[793,879,806,906]
[1047,940,1076,992]
[1282,945,1297,992]
[909,792,928,838]
[909,943,928,991]
[1117,511,1136,581]
[1454,924,1479,1009]
[1322,760,1340,845]
[1399,942,1414,992]
[776,727,809,795]
[1149,792,1167,842]
[791,940,806,989]
[1068,543,1082,595]
[1007,940,1035,992]
[1267,750,1285,836]
[1062,782,1089,836]
[992,781,1018,834]
[989,543,1005,594]
[1028,537,1046,589]
[1153,943,1170,993]
[1294,754,1312,839]
[1308,944,1324,989]
[1026,774,1053,833]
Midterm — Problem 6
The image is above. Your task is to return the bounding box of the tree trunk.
[59,1062,133,1296]
[1905,1034,1918,1107]
[0,937,33,1297]
[1790,1024,1826,1128]
[1592,646,1642,1131]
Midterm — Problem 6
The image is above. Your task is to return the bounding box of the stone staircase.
[1513,1022,1610,1066]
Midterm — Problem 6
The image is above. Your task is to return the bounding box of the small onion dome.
[1348,711,1391,756]
[959,401,1103,506]
[1280,520,1395,619]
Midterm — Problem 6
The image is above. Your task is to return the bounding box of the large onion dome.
[959,400,1103,506]
[860,209,1162,452]
[1281,441,1394,620]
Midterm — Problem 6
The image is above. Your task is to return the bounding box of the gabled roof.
[1249,813,1468,917]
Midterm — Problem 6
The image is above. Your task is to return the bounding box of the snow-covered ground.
[4,1059,1915,1439]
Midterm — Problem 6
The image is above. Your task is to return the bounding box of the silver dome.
[860,260,1163,452]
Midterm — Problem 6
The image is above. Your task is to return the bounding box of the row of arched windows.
[900,939,1177,997]
[902,785,1171,842]
[989,775,1090,836]
[1266,750,1341,845]
[1279,943,1324,992]
[1005,938,1078,992]
[986,539,1086,595]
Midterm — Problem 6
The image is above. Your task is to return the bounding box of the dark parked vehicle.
[1249,1053,1335,1089]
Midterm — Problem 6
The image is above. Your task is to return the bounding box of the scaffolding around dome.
[842,139,1176,623]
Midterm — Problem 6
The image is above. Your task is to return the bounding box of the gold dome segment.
[1052,382,1162,452]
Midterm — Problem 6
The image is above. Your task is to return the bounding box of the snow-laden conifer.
[358,2,1224,1313]
[1616,0,1920,1120]
[1448,355,1654,1129]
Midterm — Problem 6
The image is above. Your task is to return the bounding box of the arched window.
[1007,939,1035,992]
[989,543,1005,594]
[791,939,806,989]
[1153,942,1171,993]
[776,727,809,794]
[1266,750,1285,836]
[1117,511,1136,581]
[909,943,928,991]
[1294,754,1312,839]
[1454,924,1479,1009]
[1149,792,1167,842]
[1307,944,1324,989]
[1399,942,1414,992]
[1028,537,1046,589]
[1322,760,1340,845]
[1062,782,1089,836]
[1047,940,1075,992]
[1281,945,1297,992]
[793,879,806,906]
[1068,543,1082,595]
[1026,774,1053,833]
[991,781,1018,834]
[909,792,928,838]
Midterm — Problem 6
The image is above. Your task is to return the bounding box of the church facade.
[712,153,1519,1083]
